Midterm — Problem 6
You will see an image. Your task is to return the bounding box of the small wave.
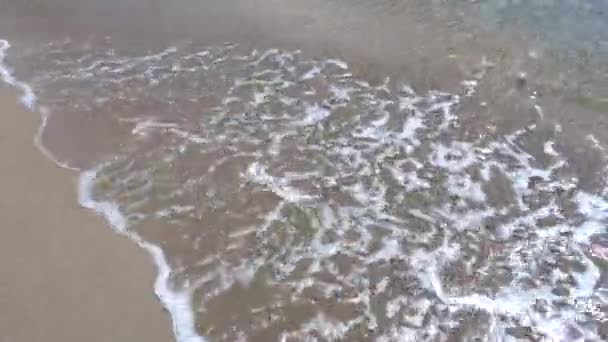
[78,169,204,342]
[0,38,204,342]
[4,38,608,341]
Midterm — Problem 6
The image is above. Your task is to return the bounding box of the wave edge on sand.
[0,38,203,342]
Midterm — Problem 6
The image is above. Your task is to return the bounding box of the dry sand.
[0,86,172,341]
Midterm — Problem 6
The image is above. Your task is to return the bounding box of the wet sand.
[0,86,172,341]
[2,1,607,340]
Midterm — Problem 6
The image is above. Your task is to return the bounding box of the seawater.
[1,14,608,342]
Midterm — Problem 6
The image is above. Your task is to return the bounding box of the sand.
[0,86,172,341]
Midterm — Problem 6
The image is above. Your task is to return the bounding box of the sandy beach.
[0,86,172,341]
[1,0,607,340]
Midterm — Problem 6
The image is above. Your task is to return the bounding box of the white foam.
[544,141,559,157]
[280,312,362,341]
[13,40,608,340]
[446,173,486,202]
[0,40,36,108]
[325,59,348,70]
[78,169,204,342]
[245,162,318,202]
[128,119,179,136]
[461,79,478,97]
[447,287,589,342]
[0,39,77,171]
[385,296,408,319]
[300,65,322,80]
[0,39,204,342]
[587,134,605,151]
[534,104,544,119]
[294,104,331,126]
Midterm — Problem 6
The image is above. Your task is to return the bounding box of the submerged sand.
[2,1,608,340]
[0,86,172,341]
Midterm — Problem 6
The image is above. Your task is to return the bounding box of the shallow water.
[1,0,608,341]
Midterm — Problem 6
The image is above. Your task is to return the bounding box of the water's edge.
[3,32,608,340]
[0,39,201,342]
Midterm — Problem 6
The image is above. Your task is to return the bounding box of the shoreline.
[0,1,606,339]
[0,86,173,341]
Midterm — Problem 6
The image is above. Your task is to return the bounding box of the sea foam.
[0,38,204,342]
[4,37,608,341]
[78,170,204,342]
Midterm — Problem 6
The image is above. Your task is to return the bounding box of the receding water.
[1,0,608,341]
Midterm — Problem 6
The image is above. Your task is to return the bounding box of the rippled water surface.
[2,0,608,341]
[8,39,604,341]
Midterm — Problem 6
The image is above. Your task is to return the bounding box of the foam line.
[78,170,204,342]
[1,38,202,342]
[0,39,78,171]
[5,37,608,340]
